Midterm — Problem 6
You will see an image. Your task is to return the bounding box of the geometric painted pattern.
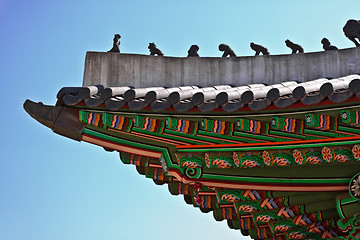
[236,118,269,134]
[134,115,165,133]
[103,113,133,132]
[340,109,360,127]
[79,110,102,127]
[167,117,199,135]
[305,113,337,131]
[201,119,234,135]
[271,117,304,133]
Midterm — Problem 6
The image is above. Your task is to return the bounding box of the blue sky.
[0,1,359,239]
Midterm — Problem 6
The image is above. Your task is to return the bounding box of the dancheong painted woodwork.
[25,49,360,240]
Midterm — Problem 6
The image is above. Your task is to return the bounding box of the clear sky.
[0,1,359,239]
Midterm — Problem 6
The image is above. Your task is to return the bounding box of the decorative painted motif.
[293,149,305,164]
[268,212,324,234]
[236,118,269,134]
[262,151,272,166]
[233,152,240,167]
[334,149,354,162]
[234,197,289,215]
[305,113,337,131]
[178,145,358,173]
[322,147,335,163]
[352,145,360,161]
[252,205,306,225]
[134,115,165,133]
[184,167,202,179]
[104,113,133,132]
[167,117,199,135]
[340,110,360,127]
[271,117,304,133]
[212,158,232,168]
[349,173,360,200]
[201,119,234,135]
[218,189,271,204]
[337,217,360,240]
[181,155,206,168]
[240,154,262,168]
[79,110,102,127]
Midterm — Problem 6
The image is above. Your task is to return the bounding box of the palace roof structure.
[25,47,360,240]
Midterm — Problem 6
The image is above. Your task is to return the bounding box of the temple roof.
[25,48,360,240]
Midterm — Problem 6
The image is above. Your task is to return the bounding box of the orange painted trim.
[176,135,360,149]
[148,163,163,168]
[130,131,186,145]
[83,134,162,158]
[167,170,348,192]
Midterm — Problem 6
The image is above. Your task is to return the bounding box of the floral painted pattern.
[205,153,211,168]
[305,156,323,164]
[293,149,304,164]
[233,152,240,167]
[335,154,350,162]
[321,147,333,163]
[273,157,291,166]
[183,161,201,168]
[212,159,232,168]
[242,160,261,168]
[262,151,271,166]
[350,174,360,199]
[353,145,360,160]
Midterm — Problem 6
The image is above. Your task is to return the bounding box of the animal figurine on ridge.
[321,38,338,51]
[250,42,269,56]
[285,39,304,54]
[187,45,200,57]
[108,34,121,53]
[343,19,360,47]
[148,42,164,56]
[218,44,236,57]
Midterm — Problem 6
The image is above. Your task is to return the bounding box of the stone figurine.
[108,34,121,53]
[285,39,304,54]
[321,38,338,51]
[343,19,360,47]
[148,42,164,56]
[218,44,236,57]
[250,42,269,55]
[187,45,200,57]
